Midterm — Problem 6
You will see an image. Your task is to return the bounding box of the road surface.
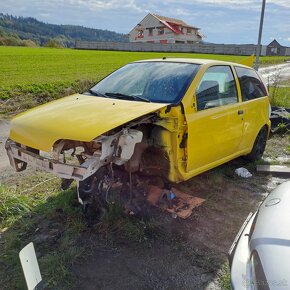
[259,62,290,85]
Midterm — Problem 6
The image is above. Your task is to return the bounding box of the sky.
[1,0,290,45]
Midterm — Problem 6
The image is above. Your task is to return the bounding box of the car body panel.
[229,181,290,289]
[9,94,168,152]
[181,62,270,177]
[185,102,245,172]
[250,180,290,242]
[238,97,271,152]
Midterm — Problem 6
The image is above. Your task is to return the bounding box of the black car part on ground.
[270,106,290,133]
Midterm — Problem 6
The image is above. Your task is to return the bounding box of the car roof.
[133,58,251,68]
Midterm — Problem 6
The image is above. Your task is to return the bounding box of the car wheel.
[246,127,268,161]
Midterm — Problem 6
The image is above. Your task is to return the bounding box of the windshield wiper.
[105,92,150,103]
[88,89,107,98]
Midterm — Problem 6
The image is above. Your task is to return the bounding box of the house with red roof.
[129,13,203,44]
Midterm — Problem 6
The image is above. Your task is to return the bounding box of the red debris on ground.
[147,185,205,219]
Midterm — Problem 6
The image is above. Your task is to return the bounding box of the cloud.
[1,0,290,45]
[268,0,290,8]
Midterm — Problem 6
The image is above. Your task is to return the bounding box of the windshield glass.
[90,62,199,103]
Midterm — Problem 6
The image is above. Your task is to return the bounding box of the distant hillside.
[0,14,128,47]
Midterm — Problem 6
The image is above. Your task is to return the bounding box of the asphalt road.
[259,62,290,85]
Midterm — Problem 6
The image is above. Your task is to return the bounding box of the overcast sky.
[1,0,290,45]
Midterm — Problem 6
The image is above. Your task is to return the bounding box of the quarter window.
[235,66,267,101]
[195,66,238,111]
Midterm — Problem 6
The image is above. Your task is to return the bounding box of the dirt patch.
[70,169,287,290]
[72,241,207,290]
[0,120,289,290]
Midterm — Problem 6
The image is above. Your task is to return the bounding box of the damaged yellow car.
[6,58,270,206]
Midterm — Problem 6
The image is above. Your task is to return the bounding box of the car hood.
[9,94,168,152]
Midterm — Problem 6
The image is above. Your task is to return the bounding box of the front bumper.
[5,139,88,180]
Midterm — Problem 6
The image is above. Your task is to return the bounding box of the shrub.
[44,39,64,48]
[22,39,38,47]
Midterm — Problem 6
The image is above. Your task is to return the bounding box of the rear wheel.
[246,127,268,161]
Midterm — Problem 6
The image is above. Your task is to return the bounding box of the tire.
[246,127,268,161]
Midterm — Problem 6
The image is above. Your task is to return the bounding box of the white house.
[129,13,203,44]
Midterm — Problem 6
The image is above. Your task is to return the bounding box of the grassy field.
[0,46,287,88]
[0,46,289,114]
[0,46,248,87]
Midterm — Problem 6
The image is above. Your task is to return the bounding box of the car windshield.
[89,62,200,103]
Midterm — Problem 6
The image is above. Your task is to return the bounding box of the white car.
[229,181,290,290]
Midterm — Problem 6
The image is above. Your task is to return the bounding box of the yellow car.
[6,58,270,204]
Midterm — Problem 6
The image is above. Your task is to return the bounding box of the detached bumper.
[5,139,87,180]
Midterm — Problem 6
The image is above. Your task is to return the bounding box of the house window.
[158,27,164,35]
[148,28,153,37]
[137,30,144,38]
[187,28,192,34]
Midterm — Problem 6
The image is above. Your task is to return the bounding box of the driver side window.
[196,65,238,111]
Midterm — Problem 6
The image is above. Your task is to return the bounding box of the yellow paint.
[9,94,167,151]
[9,59,270,183]
[238,55,255,68]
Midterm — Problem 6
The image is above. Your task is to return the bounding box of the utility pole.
[254,0,266,71]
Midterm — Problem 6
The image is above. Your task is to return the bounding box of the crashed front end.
[5,95,189,209]
[6,116,155,209]
[5,127,143,182]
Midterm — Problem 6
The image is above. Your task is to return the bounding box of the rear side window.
[235,67,267,101]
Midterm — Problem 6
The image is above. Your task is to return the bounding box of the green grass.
[0,172,163,289]
[259,56,290,66]
[0,46,248,88]
[0,46,242,113]
[0,174,86,289]
[217,262,231,290]
[269,86,290,107]
[96,203,162,244]
[0,46,288,113]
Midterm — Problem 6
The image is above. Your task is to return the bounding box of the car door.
[234,66,270,152]
[184,65,244,173]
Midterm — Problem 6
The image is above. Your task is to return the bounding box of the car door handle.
[238,110,244,115]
